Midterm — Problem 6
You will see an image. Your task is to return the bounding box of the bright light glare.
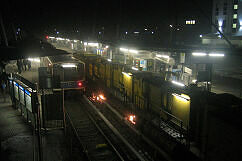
[129,49,138,54]
[134,32,139,34]
[28,58,40,62]
[156,54,169,59]
[74,40,78,42]
[192,52,207,56]
[132,66,139,71]
[208,53,224,57]
[88,42,99,47]
[99,94,106,100]
[49,36,55,39]
[62,64,76,68]
[84,42,88,46]
[192,79,197,83]
[172,93,190,102]
[120,48,138,54]
[56,37,65,40]
[171,80,185,87]
[120,48,129,52]
[122,72,132,77]
[105,45,109,48]
[107,59,112,62]
[128,115,136,124]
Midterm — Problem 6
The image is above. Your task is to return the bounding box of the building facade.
[212,0,242,35]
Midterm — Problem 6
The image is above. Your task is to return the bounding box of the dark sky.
[1,0,212,36]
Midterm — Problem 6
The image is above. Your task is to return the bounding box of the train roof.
[48,54,83,64]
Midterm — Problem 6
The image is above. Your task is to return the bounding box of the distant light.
[208,53,224,57]
[74,40,78,42]
[177,28,180,31]
[49,36,55,39]
[105,45,109,48]
[28,58,40,63]
[66,39,70,41]
[218,35,222,38]
[122,72,132,77]
[45,35,49,39]
[129,49,138,54]
[172,93,190,102]
[56,31,59,34]
[16,32,19,35]
[128,115,136,124]
[77,82,82,87]
[192,52,207,56]
[200,34,203,38]
[134,31,139,34]
[62,64,76,68]
[218,21,223,27]
[171,80,185,87]
[156,54,169,59]
[99,32,101,35]
[192,79,197,83]
[56,37,65,40]
[17,28,20,31]
[107,59,112,62]
[88,42,99,47]
[84,42,88,46]
[169,24,173,28]
[151,31,154,34]
[125,31,128,34]
[120,48,129,52]
[132,66,139,71]
[144,28,148,31]
[77,30,79,32]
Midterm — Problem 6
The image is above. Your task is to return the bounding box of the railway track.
[88,95,173,161]
[65,100,123,161]
[65,96,154,161]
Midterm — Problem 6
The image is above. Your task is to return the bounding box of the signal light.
[77,81,82,87]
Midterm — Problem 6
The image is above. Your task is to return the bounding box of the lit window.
[233,23,237,28]
[233,14,238,19]
[234,5,238,10]
[186,21,190,24]
[186,20,195,25]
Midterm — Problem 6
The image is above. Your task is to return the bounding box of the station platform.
[0,95,33,161]
[2,59,70,161]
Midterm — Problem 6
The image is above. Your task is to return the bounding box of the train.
[75,53,242,161]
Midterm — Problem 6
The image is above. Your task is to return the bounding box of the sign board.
[25,89,32,112]
[180,53,185,63]
[60,81,84,89]
[19,85,25,105]
[184,67,192,75]
[14,82,19,100]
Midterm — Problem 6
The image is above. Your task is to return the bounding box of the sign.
[25,89,32,112]
[60,81,84,89]
[180,53,185,63]
[19,85,25,105]
[14,82,19,100]
[184,67,192,75]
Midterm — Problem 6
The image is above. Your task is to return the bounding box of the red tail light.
[77,82,82,87]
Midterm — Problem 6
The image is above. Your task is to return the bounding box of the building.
[212,0,242,36]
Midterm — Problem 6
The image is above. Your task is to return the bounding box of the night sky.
[1,0,212,39]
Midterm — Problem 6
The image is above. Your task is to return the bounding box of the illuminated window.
[234,4,238,9]
[233,23,237,28]
[186,20,195,25]
[233,14,238,19]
